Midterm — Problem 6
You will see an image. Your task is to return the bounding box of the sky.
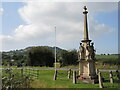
[0,1,118,54]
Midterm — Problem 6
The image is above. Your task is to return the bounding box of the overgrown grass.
[2,69,33,88]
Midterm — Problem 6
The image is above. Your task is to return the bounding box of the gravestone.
[78,6,98,84]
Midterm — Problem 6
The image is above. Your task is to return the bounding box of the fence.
[21,68,40,79]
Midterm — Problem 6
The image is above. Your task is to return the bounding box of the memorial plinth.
[78,6,98,84]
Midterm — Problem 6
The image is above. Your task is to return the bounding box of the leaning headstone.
[68,69,71,79]
[53,70,57,80]
[116,70,120,80]
[73,71,76,84]
[109,71,114,84]
[98,72,104,88]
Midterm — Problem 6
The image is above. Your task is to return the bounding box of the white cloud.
[22,0,119,2]
[1,2,117,51]
[0,8,4,15]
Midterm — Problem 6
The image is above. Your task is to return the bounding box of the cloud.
[0,8,4,15]
[1,2,117,51]
[22,0,119,2]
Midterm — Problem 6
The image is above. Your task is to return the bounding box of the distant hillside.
[1,46,120,66]
[1,46,66,57]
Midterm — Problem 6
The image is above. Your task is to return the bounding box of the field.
[2,67,120,89]
[95,54,119,66]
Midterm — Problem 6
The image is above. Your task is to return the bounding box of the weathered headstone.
[73,71,76,84]
[98,72,104,88]
[109,71,114,84]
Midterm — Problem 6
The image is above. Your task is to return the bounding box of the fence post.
[96,68,99,74]
[21,68,23,77]
[98,72,104,88]
[116,70,120,80]
[109,71,114,84]
[31,68,35,77]
[37,70,39,79]
[29,69,30,75]
[68,69,71,79]
[73,70,76,84]
[27,69,28,74]
[36,69,37,78]
[53,70,57,80]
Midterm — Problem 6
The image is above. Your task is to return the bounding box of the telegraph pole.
[55,26,57,71]
[53,26,57,80]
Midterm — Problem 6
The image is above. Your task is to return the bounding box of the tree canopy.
[28,46,54,67]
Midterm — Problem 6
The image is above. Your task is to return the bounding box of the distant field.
[95,54,119,66]
[96,54,118,60]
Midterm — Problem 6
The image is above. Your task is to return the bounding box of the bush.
[2,69,33,89]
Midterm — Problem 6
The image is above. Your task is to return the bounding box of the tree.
[61,49,78,66]
[28,46,54,67]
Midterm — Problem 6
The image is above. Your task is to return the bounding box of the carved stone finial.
[84,6,87,11]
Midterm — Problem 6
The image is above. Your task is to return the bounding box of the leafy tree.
[61,49,78,66]
[28,46,54,67]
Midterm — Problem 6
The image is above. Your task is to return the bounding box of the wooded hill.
[1,46,120,67]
